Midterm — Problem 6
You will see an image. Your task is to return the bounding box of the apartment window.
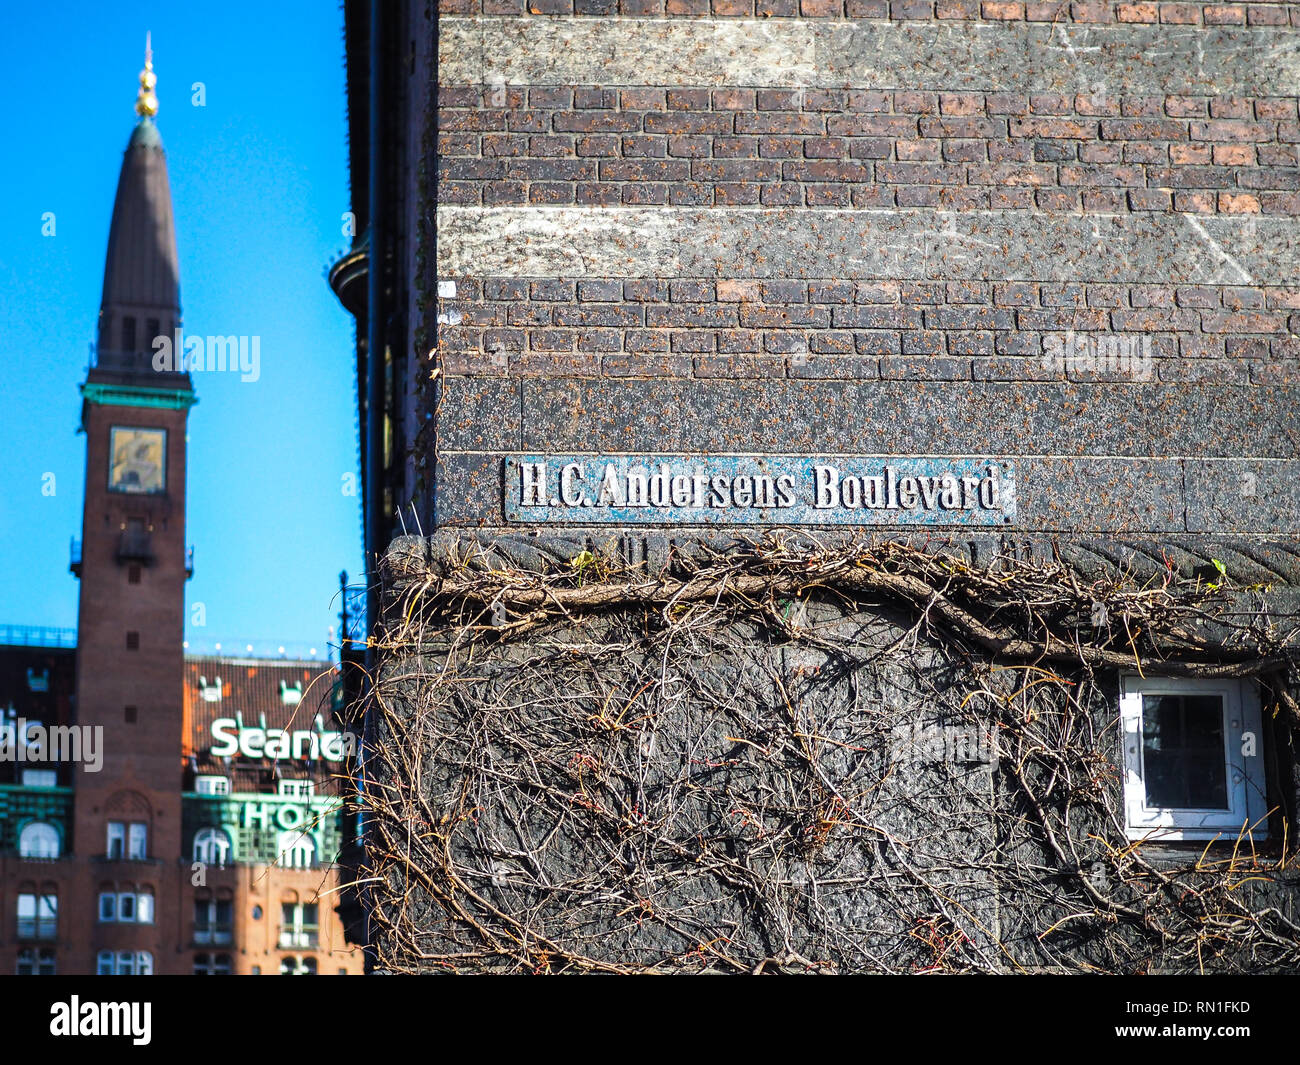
[194,897,233,945]
[128,822,148,859]
[21,769,56,788]
[18,821,60,859]
[98,889,153,924]
[279,902,319,949]
[193,827,232,867]
[195,775,230,796]
[280,956,316,975]
[277,830,316,870]
[278,779,315,798]
[97,951,153,976]
[194,953,232,975]
[17,948,56,976]
[106,821,125,859]
[1121,675,1267,841]
[17,893,57,939]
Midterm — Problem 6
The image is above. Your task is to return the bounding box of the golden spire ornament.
[134,32,158,118]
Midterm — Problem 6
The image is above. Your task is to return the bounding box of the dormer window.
[279,681,302,706]
[199,676,223,703]
[278,780,315,799]
[195,775,229,796]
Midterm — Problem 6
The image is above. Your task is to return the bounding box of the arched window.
[19,822,60,859]
[193,827,232,867]
[276,830,316,870]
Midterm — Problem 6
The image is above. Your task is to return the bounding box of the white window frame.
[193,827,232,867]
[278,779,315,798]
[127,822,148,860]
[98,950,153,976]
[279,901,320,949]
[1120,674,1267,841]
[21,769,56,788]
[277,830,316,870]
[18,821,60,859]
[106,821,125,859]
[195,775,230,796]
[98,891,116,922]
[194,897,233,945]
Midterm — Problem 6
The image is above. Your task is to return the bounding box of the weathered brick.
[1219,191,1262,213]
[1203,4,1246,23]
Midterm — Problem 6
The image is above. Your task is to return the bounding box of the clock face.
[109,427,166,494]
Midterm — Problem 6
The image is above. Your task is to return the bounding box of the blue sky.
[0,2,362,657]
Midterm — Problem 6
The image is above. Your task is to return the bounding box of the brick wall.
[431,8,1300,534]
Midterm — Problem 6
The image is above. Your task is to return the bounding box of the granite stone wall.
[430,7,1300,537]
[361,3,1300,973]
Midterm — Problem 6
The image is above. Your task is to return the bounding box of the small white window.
[21,769,56,788]
[195,775,230,795]
[277,830,316,869]
[96,950,114,975]
[278,779,315,798]
[127,822,148,860]
[118,893,137,922]
[106,821,125,859]
[193,827,232,867]
[1121,675,1267,841]
[137,890,154,924]
[19,821,60,859]
[98,892,116,922]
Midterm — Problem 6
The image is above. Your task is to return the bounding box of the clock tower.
[71,39,194,971]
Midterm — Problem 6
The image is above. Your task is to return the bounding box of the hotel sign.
[209,718,353,763]
[504,455,1015,526]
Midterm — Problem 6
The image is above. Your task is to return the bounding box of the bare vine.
[355,535,1300,973]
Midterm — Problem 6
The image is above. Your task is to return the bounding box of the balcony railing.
[194,927,233,946]
[278,928,319,949]
[69,538,194,579]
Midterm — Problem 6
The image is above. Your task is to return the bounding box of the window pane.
[128,823,148,859]
[1142,694,1228,809]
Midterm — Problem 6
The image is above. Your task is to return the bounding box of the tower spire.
[134,32,158,118]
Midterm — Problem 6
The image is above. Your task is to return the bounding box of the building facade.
[339,3,1300,973]
[0,49,362,977]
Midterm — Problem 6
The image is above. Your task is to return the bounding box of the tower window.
[122,316,137,352]
[126,631,140,650]
[146,318,160,347]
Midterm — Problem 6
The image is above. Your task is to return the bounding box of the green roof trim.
[81,383,198,410]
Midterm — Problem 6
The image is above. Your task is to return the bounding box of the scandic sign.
[209,718,353,763]
[504,455,1016,526]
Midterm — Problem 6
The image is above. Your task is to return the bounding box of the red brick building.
[0,47,362,977]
